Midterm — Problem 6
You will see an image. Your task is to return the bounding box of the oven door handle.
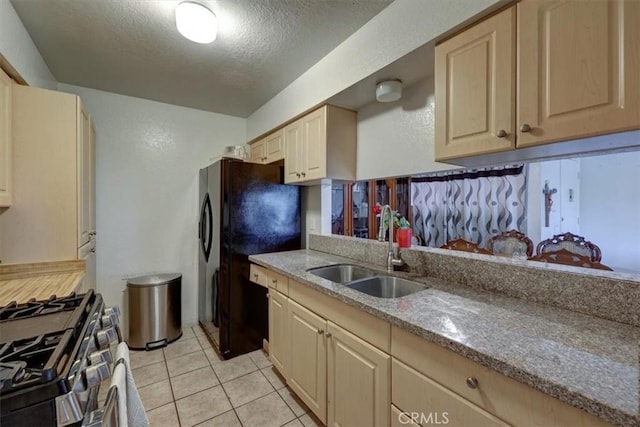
[82,386,120,427]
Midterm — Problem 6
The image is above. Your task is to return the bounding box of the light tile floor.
[130,325,324,427]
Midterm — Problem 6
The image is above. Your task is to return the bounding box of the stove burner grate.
[0,293,85,321]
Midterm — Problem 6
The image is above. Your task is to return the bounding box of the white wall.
[246,0,502,140]
[356,78,456,180]
[579,151,640,271]
[58,84,246,328]
[0,1,57,89]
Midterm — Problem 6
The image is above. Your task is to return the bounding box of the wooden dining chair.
[536,232,603,262]
[529,249,612,271]
[487,230,534,257]
[440,238,493,255]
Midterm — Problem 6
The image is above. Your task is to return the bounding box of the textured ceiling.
[10,0,393,117]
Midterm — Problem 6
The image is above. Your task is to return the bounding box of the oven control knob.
[100,314,115,328]
[104,306,121,324]
[89,349,113,366]
[96,326,119,349]
[84,361,111,388]
[83,335,98,355]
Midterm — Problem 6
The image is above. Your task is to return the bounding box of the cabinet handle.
[254,274,259,280]
[317,329,324,335]
[496,129,507,138]
[325,332,332,338]
[266,294,270,299]
[520,124,532,133]
[466,377,479,389]
[301,172,306,177]
[91,248,96,253]
[296,173,301,178]
[272,279,277,284]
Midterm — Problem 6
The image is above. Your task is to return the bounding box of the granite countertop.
[249,249,640,427]
[0,260,86,306]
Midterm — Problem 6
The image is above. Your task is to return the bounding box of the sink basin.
[307,264,379,284]
[346,276,429,298]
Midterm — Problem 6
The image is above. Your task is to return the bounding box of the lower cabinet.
[268,289,289,379]
[327,322,390,427]
[288,299,328,423]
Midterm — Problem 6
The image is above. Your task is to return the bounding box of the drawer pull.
[466,377,479,389]
[254,274,259,280]
[317,329,324,335]
[325,332,332,338]
[520,123,532,133]
[496,129,507,138]
[272,279,278,284]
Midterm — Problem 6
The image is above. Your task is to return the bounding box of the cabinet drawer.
[391,327,612,427]
[392,358,508,427]
[267,269,288,295]
[289,279,390,352]
[249,264,268,288]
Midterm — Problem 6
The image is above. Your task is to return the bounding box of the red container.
[396,228,412,248]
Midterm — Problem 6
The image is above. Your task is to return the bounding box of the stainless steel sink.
[346,276,429,298]
[307,264,379,284]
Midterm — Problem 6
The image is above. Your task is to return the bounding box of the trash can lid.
[127,273,182,287]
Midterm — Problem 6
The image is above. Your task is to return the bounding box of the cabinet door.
[0,68,11,207]
[89,118,96,237]
[392,359,508,427]
[302,107,327,181]
[288,299,327,423]
[250,140,266,163]
[78,241,96,292]
[77,101,91,248]
[284,119,303,184]
[265,129,284,163]
[268,290,289,378]
[435,7,516,161]
[327,322,390,427]
[517,0,640,148]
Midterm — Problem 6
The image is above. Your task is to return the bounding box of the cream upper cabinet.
[78,101,91,248]
[0,85,95,264]
[288,299,328,424]
[517,0,640,147]
[284,105,356,184]
[435,0,640,161]
[268,289,289,378]
[284,119,303,183]
[0,68,12,207]
[250,129,284,164]
[435,7,516,161]
[250,138,266,163]
[327,321,390,427]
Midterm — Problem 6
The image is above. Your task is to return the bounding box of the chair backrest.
[536,232,602,262]
[529,249,612,271]
[487,230,534,257]
[440,238,493,255]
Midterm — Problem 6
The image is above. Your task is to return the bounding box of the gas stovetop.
[0,290,119,427]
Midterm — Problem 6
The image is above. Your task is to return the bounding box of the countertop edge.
[249,252,639,427]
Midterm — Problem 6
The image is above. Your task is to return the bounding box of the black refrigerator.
[198,158,300,359]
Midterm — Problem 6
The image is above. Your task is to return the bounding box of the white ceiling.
[10,0,393,118]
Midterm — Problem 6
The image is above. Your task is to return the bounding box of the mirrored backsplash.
[331,150,640,275]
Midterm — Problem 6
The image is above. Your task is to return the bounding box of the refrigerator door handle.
[200,192,213,262]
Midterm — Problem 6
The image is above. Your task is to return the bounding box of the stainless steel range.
[0,290,121,426]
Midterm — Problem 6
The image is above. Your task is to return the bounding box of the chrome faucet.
[378,204,404,272]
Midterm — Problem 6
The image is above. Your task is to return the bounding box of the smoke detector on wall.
[375,79,402,102]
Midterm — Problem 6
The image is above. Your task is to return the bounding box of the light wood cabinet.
[435,7,516,160]
[517,0,640,148]
[250,129,284,164]
[0,68,12,207]
[391,326,612,427]
[0,85,96,264]
[327,321,390,427]
[435,0,640,161]
[288,299,328,423]
[284,105,356,185]
[78,240,96,292]
[268,289,289,378]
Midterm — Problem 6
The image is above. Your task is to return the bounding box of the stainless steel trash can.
[127,273,182,350]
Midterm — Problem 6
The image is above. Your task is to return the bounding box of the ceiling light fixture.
[175,1,218,44]
[376,79,402,103]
